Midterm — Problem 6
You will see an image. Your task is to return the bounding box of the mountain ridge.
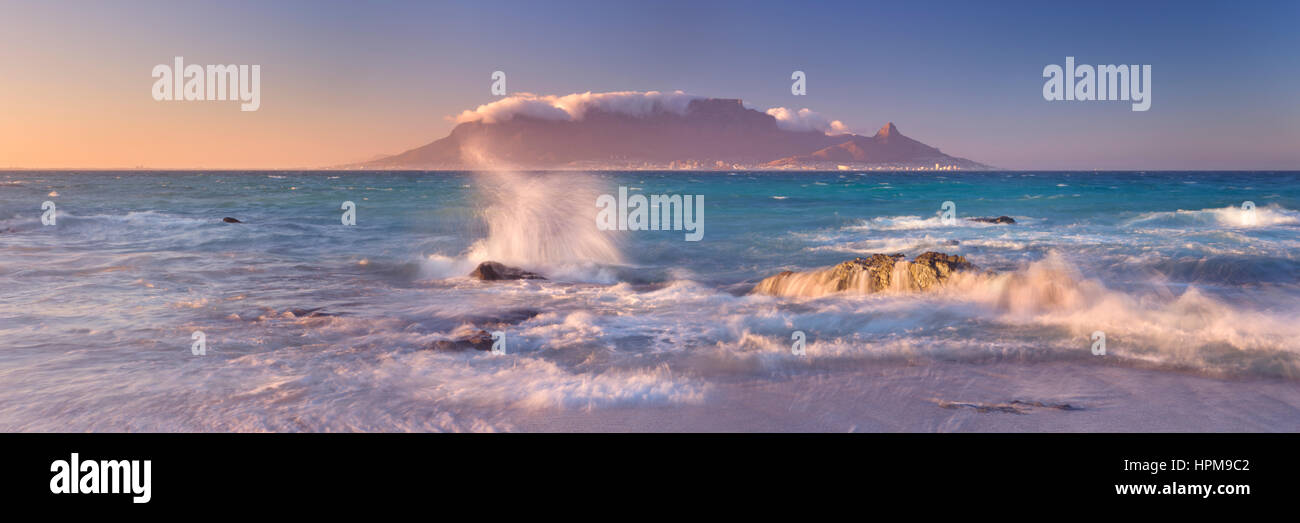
[353,95,990,170]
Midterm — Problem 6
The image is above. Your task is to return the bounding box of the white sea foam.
[1126,204,1299,228]
[8,171,1300,432]
[746,252,1300,376]
[844,214,1014,231]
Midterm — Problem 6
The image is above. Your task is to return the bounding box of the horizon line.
[5,168,1300,173]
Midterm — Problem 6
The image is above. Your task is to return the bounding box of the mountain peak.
[355,91,988,169]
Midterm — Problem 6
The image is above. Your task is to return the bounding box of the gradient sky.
[1,0,1297,170]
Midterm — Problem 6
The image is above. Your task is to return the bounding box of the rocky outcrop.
[830,253,904,292]
[967,216,1015,224]
[752,252,977,297]
[907,252,976,290]
[469,261,546,281]
[425,329,495,352]
[284,307,332,318]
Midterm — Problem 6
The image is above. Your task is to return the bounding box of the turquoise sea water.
[2,170,1298,431]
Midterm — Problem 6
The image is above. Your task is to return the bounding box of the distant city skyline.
[1,0,1297,170]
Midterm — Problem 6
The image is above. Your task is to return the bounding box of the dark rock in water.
[469,261,546,281]
[936,399,1083,414]
[286,307,332,318]
[967,216,1015,224]
[462,308,542,326]
[425,329,495,352]
[752,251,977,296]
[222,217,242,223]
[943,239,960,246]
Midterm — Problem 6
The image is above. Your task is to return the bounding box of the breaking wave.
[750,252,1300,377]
[1126,204,1299,228]
[422,171,624,282]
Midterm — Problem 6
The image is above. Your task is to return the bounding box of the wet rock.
[829,253,904,292]
[935,399,1083,414]
[967,216,1015,224]
[462,308,542,326]
[753,251,977,297]
[222,217,242,223]
[425,329,495,352]
[285,307,332,318]
[469,261,545,281]
[908,252,976,291]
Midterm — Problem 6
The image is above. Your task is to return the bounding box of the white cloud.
[765,107,851,135]
[453,90,701,124]
[452,90,853,135]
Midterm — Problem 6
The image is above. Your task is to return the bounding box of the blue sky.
[2,0,1297,168]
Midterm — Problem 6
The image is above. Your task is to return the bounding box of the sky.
[1,0,1297,170]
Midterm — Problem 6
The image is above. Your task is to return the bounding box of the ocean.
[2,170,1299,431]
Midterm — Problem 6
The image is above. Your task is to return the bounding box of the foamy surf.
[747,251,1300,377]
[1125,204,1300,228]
[4,170,1300,431]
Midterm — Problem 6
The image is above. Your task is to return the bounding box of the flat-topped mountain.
[355,92,988,170]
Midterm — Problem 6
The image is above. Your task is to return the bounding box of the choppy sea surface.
[2,170,1298,431]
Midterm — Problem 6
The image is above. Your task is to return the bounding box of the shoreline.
[509,360,1300,433]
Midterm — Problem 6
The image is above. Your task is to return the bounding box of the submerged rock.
[462,308,542,326]
[425,329,495,352]
[469,261,546,281]
[222,217,242,223]
[967,216,1015,224]
[753,251,977,297]
[285,307,332,318]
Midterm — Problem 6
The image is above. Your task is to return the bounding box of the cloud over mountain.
[454,90,702,124]
[359,91,986,170]
[455,90,848,135]
[764,107,850,134]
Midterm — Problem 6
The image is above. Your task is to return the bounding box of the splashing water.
[5,170,1300,431]
[423,171,624,281]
